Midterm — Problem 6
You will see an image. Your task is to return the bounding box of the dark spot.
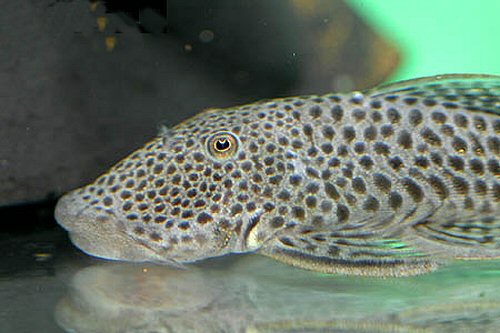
[278,136,289,146]
[177,221,191,230]
[354,142,366,154]
[153,164,164,174]
[150,233,162,241]
[336,204,350,223]
[320,200,333,212]
[122,202,133,211]
[440,124,455,137]
[370,100,382,109]
[387,108,401,124]
[408,109,423,127]
[371,111,383,122]
[469,158,485,175]
[430,152,443,166]
[324,182,340,200]
[309,105,322,118]
[452,176,469,195]
[373,142,390,155]
[277,190,291,201]
[474,179,488,196]
[336,177,347,188]
[453,113,468,128]
[363,196,380,211]
[305,182,320,194]
[352,109,366,121]
[126,213,138,221]
[246,202,256,212]
[306,167,320,178]
[452,136,468,154]
[414,156,429,169]
[442,102,458,109]
[197,212,213,224]
[487,159,499,175]
[388,191,403,210]
[427,175,449,200]
[464,197,474,210]
[120,190,132,200]
[388,156,404,170]
[181,210,194,219]
[423,98,437,106]
[231,204,243,216]
[266,143,277,153]
[138,203,149,211]
[125,179,135,189]
[448,155,465,171]
[307,146,319,158]
[359,155,374,169]
[337,145,348,157]
[320,143,334,154]
[404,97,418,106]
[343,126,356,142]
[270,216,285,228]
[292,206,305,219]
[292,140,304,149]
[351,177,366,194]
[380,124,394,138]
[401,178,424,202]
[373,173,391,193]
[154,203,166,212]
[142,213,152,223]
[398,130,412,149]
[431,111,447,124]
[421,128,442,146]
[487,137,499,155]
[364,125,377,141]
[305,196,317,208]
[331,105,343,122]
[236,193,249,203]
[133,226,145,235]
[322,126,335,140]
[263,202,275,212]
[103,196,113,206]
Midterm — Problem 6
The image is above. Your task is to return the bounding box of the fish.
[55,74,500,277]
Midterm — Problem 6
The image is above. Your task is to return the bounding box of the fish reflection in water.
[55,256,500,332]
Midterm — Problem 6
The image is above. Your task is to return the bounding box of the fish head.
[55,104,296,264]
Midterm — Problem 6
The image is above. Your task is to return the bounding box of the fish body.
[55,74,500,277]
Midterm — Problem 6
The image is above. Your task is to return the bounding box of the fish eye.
[207,131,239,159]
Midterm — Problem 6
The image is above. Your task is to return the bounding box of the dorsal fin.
[367,74,500,116]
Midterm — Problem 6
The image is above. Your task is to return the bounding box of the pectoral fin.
[259,230,442,277]
[411,217,500,260]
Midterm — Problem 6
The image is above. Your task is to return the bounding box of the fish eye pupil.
[215,138,230,151]
[207,131,239,159]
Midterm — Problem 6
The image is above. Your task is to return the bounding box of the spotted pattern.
[61,75,499,270]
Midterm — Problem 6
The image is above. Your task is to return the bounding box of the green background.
[348,0,500,81]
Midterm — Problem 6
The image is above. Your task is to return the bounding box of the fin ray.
[367,74,500,116]
[259,231,442,277]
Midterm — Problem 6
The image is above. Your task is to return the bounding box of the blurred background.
[1,1,500,332]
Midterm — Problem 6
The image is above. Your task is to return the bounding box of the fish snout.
[54,189,169,263]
